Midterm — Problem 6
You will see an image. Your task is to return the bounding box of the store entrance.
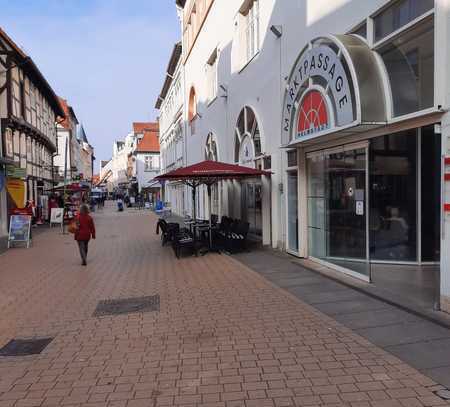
[307,143,369,280]
[306,126,441,308]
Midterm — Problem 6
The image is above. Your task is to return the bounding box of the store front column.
[439,114,450,313]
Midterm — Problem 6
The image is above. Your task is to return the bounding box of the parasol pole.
[207,183,212,249]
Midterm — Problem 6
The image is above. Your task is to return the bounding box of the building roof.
[136,125,159,153]
[0,27,65,118]
[155,42,182,109]
[58,97,79,129]
[78,124,89,144]
[133,122,158,134]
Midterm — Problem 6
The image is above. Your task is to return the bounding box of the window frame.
[372,7,434,49]
[206,48,219,104]
[239,0,260,69]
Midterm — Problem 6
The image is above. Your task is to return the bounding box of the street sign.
[8,215,32,248]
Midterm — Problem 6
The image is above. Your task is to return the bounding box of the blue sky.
[0,0,180,167]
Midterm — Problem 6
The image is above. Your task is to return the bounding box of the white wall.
[180,0,450,258]
[136,153,160,192]
[54,128,70,176]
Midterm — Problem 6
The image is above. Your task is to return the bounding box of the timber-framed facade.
[0,27,64,245]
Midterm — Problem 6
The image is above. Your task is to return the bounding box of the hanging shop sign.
[8,215,31,248]
[6,178,25,208]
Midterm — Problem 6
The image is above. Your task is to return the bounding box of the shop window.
[374,0,433,42]
[369,130,417,261]
[379,17,434,117]
[234,106,262,163]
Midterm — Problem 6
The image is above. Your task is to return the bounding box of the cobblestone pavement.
[0,204,449,407]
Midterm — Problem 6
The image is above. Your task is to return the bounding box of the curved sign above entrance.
[284,39,356,142]
[282,35,387,146]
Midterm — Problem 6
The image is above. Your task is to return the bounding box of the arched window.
[205,133,218,161]
[234,106,262,164]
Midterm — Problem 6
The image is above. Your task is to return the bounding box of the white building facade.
[172,0,450,313]
[156,42,187,216]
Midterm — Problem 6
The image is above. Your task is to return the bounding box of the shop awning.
[147,179,163,188]
[46,182,90,192]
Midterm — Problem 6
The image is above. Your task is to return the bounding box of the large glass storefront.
[306,125,441,280]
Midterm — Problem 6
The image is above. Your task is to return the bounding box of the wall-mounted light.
[270,25,282,38]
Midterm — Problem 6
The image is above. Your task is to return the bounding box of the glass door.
[307,143,370,280]
[287,171,299,253]
[242,181,263,237]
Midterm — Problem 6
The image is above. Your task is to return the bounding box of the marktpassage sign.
[6,178,25,208]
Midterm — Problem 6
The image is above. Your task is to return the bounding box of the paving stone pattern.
[0,204,448,406]
[235,249,450,390]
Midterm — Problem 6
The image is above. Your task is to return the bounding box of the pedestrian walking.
[74,204,96,266]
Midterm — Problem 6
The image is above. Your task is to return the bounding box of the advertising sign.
[8,215,31,248]
[6,178,25,208]
[6,165,26,179]
[50,208,64,226]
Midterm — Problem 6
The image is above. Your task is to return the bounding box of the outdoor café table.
[193,222,219,252]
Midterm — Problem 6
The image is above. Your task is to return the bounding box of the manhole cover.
[435,389,450,400]
[0,338,53,356]
[93,295,160,317]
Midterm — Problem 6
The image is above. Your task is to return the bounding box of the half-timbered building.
[0,27,64,247]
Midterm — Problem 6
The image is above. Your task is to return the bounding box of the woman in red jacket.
[75,204,96,266]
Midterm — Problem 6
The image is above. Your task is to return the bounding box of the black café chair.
[225,220,250,253]
[172,228,197,258]
[156,219,180,246]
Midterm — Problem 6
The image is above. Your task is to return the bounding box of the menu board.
[50,208,64,225]
[8,215,31,248]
